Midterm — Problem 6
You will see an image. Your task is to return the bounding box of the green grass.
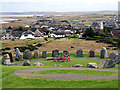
[32,69,118,76]
[1,52,118,88]
[110,67,120,69]
[2,66,119,88]
[30,58,101,67]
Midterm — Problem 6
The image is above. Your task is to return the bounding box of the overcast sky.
[0,0,119,12]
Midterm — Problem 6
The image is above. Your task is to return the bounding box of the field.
[1,38,46,48]
[2,14,111,28]
[1,38,118,55]
[2,17,39,28]
[38,38,118,55]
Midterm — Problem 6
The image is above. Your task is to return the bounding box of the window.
[24,34,28,37]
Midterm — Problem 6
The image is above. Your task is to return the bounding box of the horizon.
[0,0,119,12]
[0,10,118,13]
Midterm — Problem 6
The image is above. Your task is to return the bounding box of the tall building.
[100,21,104,30]
[118,1,120,28]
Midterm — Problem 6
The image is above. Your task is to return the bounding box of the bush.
[2,49,5,51]
[27,45,38,51]
[14,46,27,52]
[2,52,8,55]
[112,48,118,50]
[36,43,42,47]
[44,38,48,41]
[106,48,110,50]
[85,37,97,40]
[14,45,38,52]
[54,37,61,39]
[108,45,114,47]
[82,27,95,38]
[5,47,11,50]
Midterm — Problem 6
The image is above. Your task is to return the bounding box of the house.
[1,33,17,40]
[64,30,73,36]
[25,25,30,28]
[48,27,55,31]
[111,29,120,38]
[50,32,65,38]
[0,29,6,33]
[6,29,13,33]
[34,29,43,38]
[35,25,40,28]
[20,31,35,39]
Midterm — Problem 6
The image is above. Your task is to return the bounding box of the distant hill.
[0,10,117,16]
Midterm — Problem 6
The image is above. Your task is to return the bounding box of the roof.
[25,25,30,28]
[111,29,120,38]
[22,31,34,35]
[34,29,43,37]
[54,32,65,35]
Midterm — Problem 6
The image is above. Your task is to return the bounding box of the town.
[0,14,120,40]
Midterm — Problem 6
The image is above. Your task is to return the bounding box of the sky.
[0,0,120,12]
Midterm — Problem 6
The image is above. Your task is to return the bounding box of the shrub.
[82,27,95,38]
[44,38,48,41]
[27,45,38,51]
[14,45,38,52]
[106,48,110,50]
[85,37,97,40]
[36,43,42,47]
[2,52,8,55]
[5,47,11,50]
[112,48,118,50]
[2,49,5,51]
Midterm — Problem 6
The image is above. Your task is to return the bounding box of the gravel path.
[13,67,119,80]
[14,57,119,80]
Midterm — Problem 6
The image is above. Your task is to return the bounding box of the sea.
[0,14,46,17]
[0,14,45,24]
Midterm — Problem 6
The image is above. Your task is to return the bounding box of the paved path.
[14,57,119,80]
[13,67,119,80]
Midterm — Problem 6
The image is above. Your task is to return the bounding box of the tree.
[83,27,95,38]
[45,30,50,35]
[8,26,12,29]
[18,26,23,31]
[103,27,112,35]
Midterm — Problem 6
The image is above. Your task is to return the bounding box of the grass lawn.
[32,69,118,76]
[30,58,101,68]
[1,52,119,88]
[110,67,120,69]
[2,66,119,88]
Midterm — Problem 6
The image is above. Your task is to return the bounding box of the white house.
[1,33,15,40]
[34,29,43,38]
[25,25,30,28]
[50,33,65,38]
[64,30,72,36]
[50,33,56,37]
[20,31,35,39]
